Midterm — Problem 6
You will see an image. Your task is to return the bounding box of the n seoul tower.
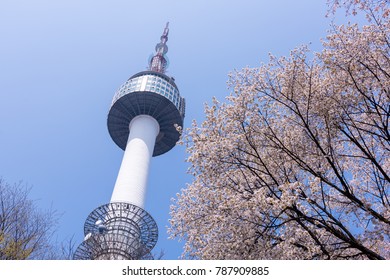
[74,23,185,260]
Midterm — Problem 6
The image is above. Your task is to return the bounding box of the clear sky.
[0,0,354,259]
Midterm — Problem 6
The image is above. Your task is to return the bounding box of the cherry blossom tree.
[169,1,389,260]
[327,0,390,18]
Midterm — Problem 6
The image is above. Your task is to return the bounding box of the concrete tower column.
[110,115,160,208]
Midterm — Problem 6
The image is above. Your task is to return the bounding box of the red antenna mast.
[149,22,169,73]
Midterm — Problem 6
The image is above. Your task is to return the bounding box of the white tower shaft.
[110,115,160,208]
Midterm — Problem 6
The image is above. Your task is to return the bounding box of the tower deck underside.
[107,71,185,156]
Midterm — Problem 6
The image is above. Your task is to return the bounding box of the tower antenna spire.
[149,22,170,73]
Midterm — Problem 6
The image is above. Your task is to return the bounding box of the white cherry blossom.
[169,1,389,259]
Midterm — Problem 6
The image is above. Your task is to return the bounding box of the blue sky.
[0,0,353,259]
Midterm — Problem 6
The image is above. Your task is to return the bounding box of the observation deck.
[107,70,185,156]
